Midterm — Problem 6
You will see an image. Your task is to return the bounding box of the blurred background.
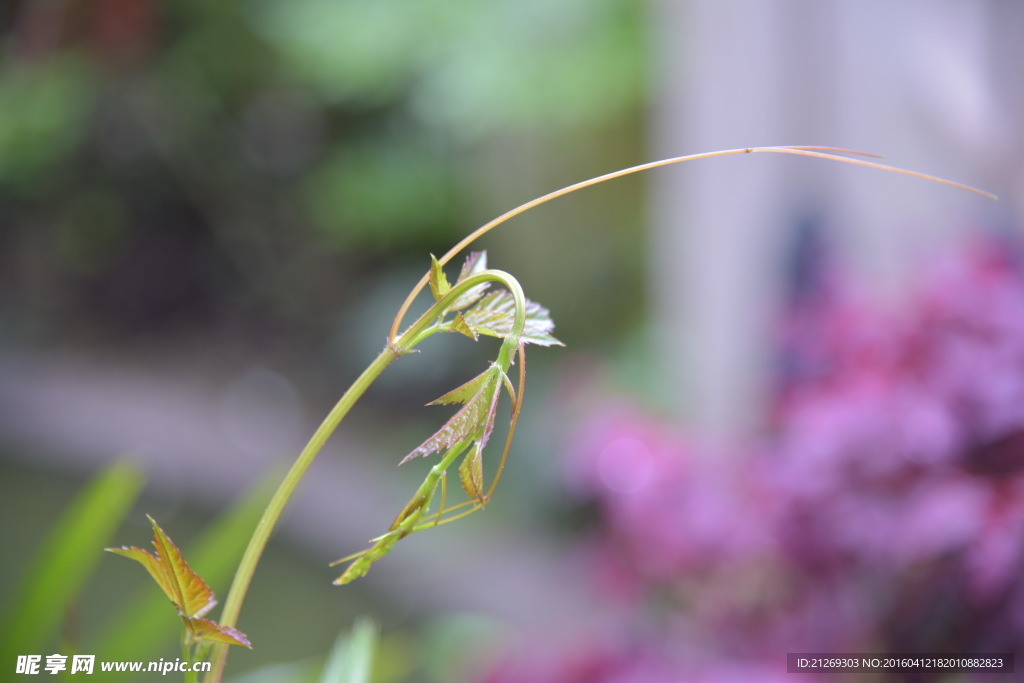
[2,0,1023,681]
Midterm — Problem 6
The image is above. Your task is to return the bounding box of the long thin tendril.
[388,145,995,341]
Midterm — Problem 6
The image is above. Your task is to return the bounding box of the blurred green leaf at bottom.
[320,616,378,683]
[0,460,144,664]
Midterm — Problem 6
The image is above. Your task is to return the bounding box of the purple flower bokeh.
[480,235,1024,682]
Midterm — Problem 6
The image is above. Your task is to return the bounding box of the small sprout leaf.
[428,370,493,405]
[451,312,479,341]
[428,254,451,300]
[107,515,216,619]
[184,617,252,649]
[459,444,486,504]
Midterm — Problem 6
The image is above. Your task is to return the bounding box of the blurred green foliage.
[0,56,95,191]
[0,0,645,346]
[1,2,647,677]
[251,0,644,132]
[0,461,143,667]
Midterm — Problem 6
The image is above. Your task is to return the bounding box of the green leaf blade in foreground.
[320,616,378,683]
[0,460,144,665]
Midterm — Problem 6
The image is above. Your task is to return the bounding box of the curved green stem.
[204,346,396,682]
[397,268,525,351]
[204,267,527,682]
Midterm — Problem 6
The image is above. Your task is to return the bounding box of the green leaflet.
[431,251,491,313]
[428,254,451,300]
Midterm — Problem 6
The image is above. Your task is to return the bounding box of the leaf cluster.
[429,251,562,346]
[329,251,559,585]
[409,252,561,500]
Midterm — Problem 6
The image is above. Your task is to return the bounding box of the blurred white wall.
[648,0,1020,442]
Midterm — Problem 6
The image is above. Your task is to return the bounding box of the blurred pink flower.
[480,233,1024,682]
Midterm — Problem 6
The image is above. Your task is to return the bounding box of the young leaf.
[106,515,251,649]
[400,367,503,465]
[428,254,451,300]
[458,443,486,503]
[428,368,495,405]
[107,515,216,619]
[185,618,251,648]
[96,471,275,660]
[451,312,479,341]
[446,251,491,311]
[457,251,488,282]
[461,291,563,346]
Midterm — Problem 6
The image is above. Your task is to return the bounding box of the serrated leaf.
[428,369,493,406]
[400,368,501,464]
[462,291,564,346]
[451,312,479,340]
[446,251,491,311]
[97,471,275,661]
[428,254,451,300]
[457,251,488,282]
[184,617,252,648]
[107,515,216,619]
[459,444,486,503]
[106,515,251,649]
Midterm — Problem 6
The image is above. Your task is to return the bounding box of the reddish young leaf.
[107,515,215,619]
[106,515,251,649]
[184,617,252,649]
[447,251,491,311]
[457,251,488,282]
[428,369,494,406]
[400,368,502,465]
[459,443,486,503]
